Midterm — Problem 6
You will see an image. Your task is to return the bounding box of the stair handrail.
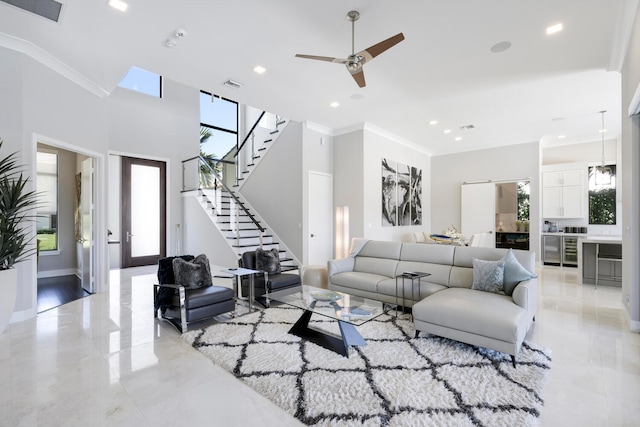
[236,110,266,156]
[198,156,265,233]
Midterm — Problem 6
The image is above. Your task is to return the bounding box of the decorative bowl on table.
[309,290,343,302]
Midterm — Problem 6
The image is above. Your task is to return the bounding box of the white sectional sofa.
[327,238,537,366]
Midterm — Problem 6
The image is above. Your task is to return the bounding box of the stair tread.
[232,243,279,248]
[226,235,273,239]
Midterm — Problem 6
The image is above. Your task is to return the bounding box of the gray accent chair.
[153,255,235,333]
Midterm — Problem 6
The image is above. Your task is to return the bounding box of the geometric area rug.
[183,306,552,427]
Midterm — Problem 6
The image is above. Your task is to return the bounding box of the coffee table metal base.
[289,309,366,357]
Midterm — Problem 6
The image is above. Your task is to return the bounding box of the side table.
[220,267,261,314]
[395,272,431,318]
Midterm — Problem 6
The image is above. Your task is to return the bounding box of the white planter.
[0,268,18,335]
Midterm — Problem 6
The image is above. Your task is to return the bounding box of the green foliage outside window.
[517,181,530,222]
[588,165,616,225]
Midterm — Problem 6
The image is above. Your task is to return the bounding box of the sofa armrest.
[327,257,355,278]
[511,278,538,317]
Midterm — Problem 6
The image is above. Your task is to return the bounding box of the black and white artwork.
[382,158,422,226]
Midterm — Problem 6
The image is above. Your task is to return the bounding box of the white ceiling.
[0,0,631,156]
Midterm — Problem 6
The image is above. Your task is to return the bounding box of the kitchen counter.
[541,232,587,237]
[577,236,622,287]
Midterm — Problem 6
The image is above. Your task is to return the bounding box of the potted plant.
[0,139,39,334]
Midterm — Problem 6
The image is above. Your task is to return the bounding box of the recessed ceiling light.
[598,128,607,133]
[253,66,266,74]
[490,41,512,53]
[546,23,563,35]
[454,136,462,141]
[107,0,128,12]
[429,120,438,125]
[443,129,452,134]
[558,135,566,139]
[330,102,340,108]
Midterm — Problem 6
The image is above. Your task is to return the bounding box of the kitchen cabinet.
[542,169,585,218]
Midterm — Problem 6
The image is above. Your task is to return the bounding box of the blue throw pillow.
[472,259,505,295]
[501,249,537,296]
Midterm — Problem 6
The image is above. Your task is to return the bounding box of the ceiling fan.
[295,10,405,88]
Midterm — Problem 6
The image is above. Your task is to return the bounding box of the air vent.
[459,124,475,130]
[223,79,243,89]
[1,0,63,22]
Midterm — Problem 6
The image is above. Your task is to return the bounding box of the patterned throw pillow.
[172,254,213,289]
[472,259,506,295]
[256,248,281,275]
[501,249,537,296]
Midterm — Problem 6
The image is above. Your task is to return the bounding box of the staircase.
[184,112,297,269]
[231,115,287,187]
[195,188,298,271]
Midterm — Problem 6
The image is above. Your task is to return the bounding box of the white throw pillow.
[472,259,505,295]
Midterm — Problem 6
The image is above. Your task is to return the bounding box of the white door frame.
[31,134,106,296]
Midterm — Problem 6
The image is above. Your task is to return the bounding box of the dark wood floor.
[37,275,91,313]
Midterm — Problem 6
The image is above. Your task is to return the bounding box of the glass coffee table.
[266,285,396,357]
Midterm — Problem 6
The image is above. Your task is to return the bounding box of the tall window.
[199,91,238,160]
[118,66,162,98]
[36,151,58,251]
[588,165,616,225]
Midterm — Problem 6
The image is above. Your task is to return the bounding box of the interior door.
[80,157,95,293]
[121,157,166,267]
[308,172,333,264]
[461,182,495,246]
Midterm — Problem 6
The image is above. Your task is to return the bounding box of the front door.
[121,157,166,267]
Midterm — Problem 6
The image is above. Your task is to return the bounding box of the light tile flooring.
[1,265,639,426]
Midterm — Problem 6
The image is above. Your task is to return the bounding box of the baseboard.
[10,306,37,323]
[37,268,78,279]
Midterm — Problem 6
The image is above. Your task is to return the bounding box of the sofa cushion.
[472,259,505,294]
[173,285,234,310]
[400,242,455,265]
[354,257,399,278]
[412,288,530,344]
[330,272,388,293]
[357,240,403,259]
[395,261,452,287]
[502,249,537,296]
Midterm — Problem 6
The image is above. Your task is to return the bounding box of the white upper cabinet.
[542,168,585,218]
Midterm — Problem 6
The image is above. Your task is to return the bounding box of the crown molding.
[0,32,109,98]
[304,121,334,135]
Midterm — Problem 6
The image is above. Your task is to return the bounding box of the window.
[199,91,238,160]
[36,151,58,251]
[118,66,162,98]
[588,165,616,225]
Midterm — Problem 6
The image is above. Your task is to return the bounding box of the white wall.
[431,141,541,259]
[182,194,238,268]
[302,123,334,263]
[334,126,432,244]
[241,121,304,259]
[621,5,640,331]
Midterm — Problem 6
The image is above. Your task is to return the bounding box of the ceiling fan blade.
[349,69,366,88]
[358,32,405,62]
[295,54,347,64]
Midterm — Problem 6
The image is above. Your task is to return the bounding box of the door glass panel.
[131,164,160,257]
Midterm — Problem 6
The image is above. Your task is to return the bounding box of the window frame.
[199,91,239,161]
[588,163,617,225]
